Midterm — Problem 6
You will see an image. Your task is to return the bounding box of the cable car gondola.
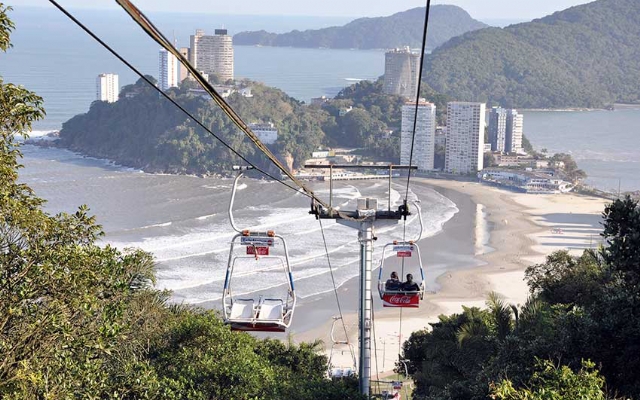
[327,316,357,379]
[221,167,296,332]
[377,202,426,308]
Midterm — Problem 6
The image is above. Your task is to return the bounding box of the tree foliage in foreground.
[403,196,640,399]
[1,5,363,398]
[490,359,606,400]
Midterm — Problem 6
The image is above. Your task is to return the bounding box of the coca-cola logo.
[389,295,413,304]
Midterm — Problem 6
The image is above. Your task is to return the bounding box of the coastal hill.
[423,0,640,108]
[57,78,413,175]
[59,78,325,174]
[233,5,487,51]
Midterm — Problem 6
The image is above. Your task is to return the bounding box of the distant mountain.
[233,5,487,51]
[423,0,640,108]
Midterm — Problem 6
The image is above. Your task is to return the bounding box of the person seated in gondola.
[385,271,401,291]
[402,273,420,292]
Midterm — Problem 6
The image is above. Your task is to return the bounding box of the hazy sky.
[23,0,594,21]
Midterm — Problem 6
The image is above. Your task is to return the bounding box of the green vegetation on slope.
[323,79,450,161]
[424,0,640,108]
[402,196,640,399]
[233,5,487,51]
[59,78,327,174]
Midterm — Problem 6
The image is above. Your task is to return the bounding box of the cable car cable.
[397,0,432,376]
[403,0,433,206]
[47,0,323,205]
[370,292,380,382]
[318,218,356,365]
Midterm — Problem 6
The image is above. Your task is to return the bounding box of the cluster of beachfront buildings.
[396,100,524,173]
[394,100,571,193]
[97,28,234,102]
[381,47,572,193]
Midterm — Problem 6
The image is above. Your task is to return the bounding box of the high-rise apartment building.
[96,73,119,103]
[488,107,507,152]
[400,100,436,171]
[488,107,523,153]
[189,28,234,82]
[383,47,420,99]
[445,102,486,174]
[158,48,179,91]
[178,47,190,82]
[189,29,204,67]
[505,109,523,153]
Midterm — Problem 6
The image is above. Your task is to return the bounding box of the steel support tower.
[307,164,416,397]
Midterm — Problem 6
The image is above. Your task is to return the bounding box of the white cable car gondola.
[327,316,357,379]
[222,167,296,332]
[377,202,426,308]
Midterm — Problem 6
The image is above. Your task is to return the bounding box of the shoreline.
[23,139,231,179]
[292,178,609,375]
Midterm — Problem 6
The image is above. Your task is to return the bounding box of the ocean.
[523,109,640,193]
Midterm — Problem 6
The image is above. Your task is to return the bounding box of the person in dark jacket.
[385,271,401,291]
[402,273,420,292]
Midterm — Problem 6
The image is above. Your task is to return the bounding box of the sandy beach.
[291,179,609,376]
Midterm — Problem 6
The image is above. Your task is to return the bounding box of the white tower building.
[505,109,523,153]
[488,107,507,152]
[159,48,179,91]
[189,28,234,82]
[383,47,420,100]
[445,102,486,174]
[400,100,436,171]
[489,107,523,153]
[96,73,119,103]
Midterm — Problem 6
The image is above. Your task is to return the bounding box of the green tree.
[601,196,640,286]
[525,250,603,306]
[1,7,168,397]
[549,153,587,182]
[490,359,606,400]
[402,197,640,399]
[484,152,497,168]
[521,134,534,154]
[403,306,497,399]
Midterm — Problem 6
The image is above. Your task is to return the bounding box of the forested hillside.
[233,5,487,51]
[60,77,441,174]
[59,79,329,174]
[424,0,640,108]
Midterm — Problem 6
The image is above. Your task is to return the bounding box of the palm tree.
[457,293,546,346]
[515,296,547,337]
[486,292,514,342]
[456,306,491,346]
